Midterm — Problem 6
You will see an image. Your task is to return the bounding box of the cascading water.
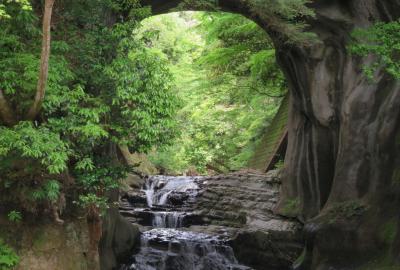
[120,229,252,270]
[143,175,200,207]
[141,175,201,228]
[119,175,253,270]
[152,212,185,228]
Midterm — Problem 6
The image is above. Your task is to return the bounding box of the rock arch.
[142,1,400,269]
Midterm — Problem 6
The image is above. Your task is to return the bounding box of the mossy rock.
[281,198,300,217]
[327,201,368,224]
[379,219,397,245]
[0,216,90,270]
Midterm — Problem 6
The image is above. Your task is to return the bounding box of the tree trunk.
[0,89,17,126]
[25,0,55,121]
[87,207,102,270]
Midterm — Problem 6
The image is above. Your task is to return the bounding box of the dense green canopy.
[142,12,286,174]
[0,0,180,218]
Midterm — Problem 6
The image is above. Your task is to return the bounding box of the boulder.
[99,208,141,270]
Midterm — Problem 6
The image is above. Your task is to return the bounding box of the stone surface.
[120,171,303,270]
[193,170,303,270]
[99,206,141,270]
[0,218,90,270]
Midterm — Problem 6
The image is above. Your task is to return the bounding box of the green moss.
[328,201,368,223]
[281,198,300,216]
[380,220,398,244]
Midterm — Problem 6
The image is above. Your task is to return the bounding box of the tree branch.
[25,0,55,120]
[0,88,17,126]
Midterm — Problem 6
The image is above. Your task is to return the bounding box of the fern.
[7,210,22,223]
[0,239,19,270]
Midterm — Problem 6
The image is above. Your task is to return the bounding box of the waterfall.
[142,175,200,208]
[156,190,173,206]
[119,229,252,270]
[119,175,253,270]
[152,212,185,228]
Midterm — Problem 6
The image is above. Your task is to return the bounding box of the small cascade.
[142,175,200,208]
[152,212,185,228]
[119,175,253,270]
[119,229,252,270]
[140,175,201,229]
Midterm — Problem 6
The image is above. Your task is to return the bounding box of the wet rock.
[167,192,189,206]
[120,229,253,270]
[100,208,141,270]
[119,172,302,269]
[193,171,303,269]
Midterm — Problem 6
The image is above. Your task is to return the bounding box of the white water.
[143,175,200,208]
[120,175,253,270]
[152,211,185,228]
[120,229,252,270]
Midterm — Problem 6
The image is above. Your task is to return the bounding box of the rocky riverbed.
[119,170,303,270]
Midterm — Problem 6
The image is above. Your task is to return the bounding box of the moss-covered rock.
[0,218,90,270]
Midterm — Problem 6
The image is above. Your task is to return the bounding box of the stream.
[119,175,253,270]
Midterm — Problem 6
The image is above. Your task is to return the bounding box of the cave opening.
[138,11,288,175]
[115,10,301,270]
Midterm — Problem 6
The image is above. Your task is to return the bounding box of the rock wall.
[194,171,303,270]
[0,218,90,270]
[143,1,400,269]
[275,2,400,269]
[99,208,141,270]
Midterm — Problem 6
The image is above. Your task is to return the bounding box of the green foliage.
[74,159,132,214]
[179,0,219,12]
[75,161,129,192]
[0,0,179,216]
[7,210,22,223]
[144,12,285,174]
[0,239,19,270]
[249,0,317,44]
[0,122,70,174]
[76,193,109,216]
[350,20,400,80]
[0,0,31,20]
[178,0,317,45]
[106,47,180,152]
[31,180,60,202]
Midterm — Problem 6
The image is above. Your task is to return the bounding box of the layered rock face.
[143,1,400,268]
[194,171,303,269]
[120,171,303,270]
